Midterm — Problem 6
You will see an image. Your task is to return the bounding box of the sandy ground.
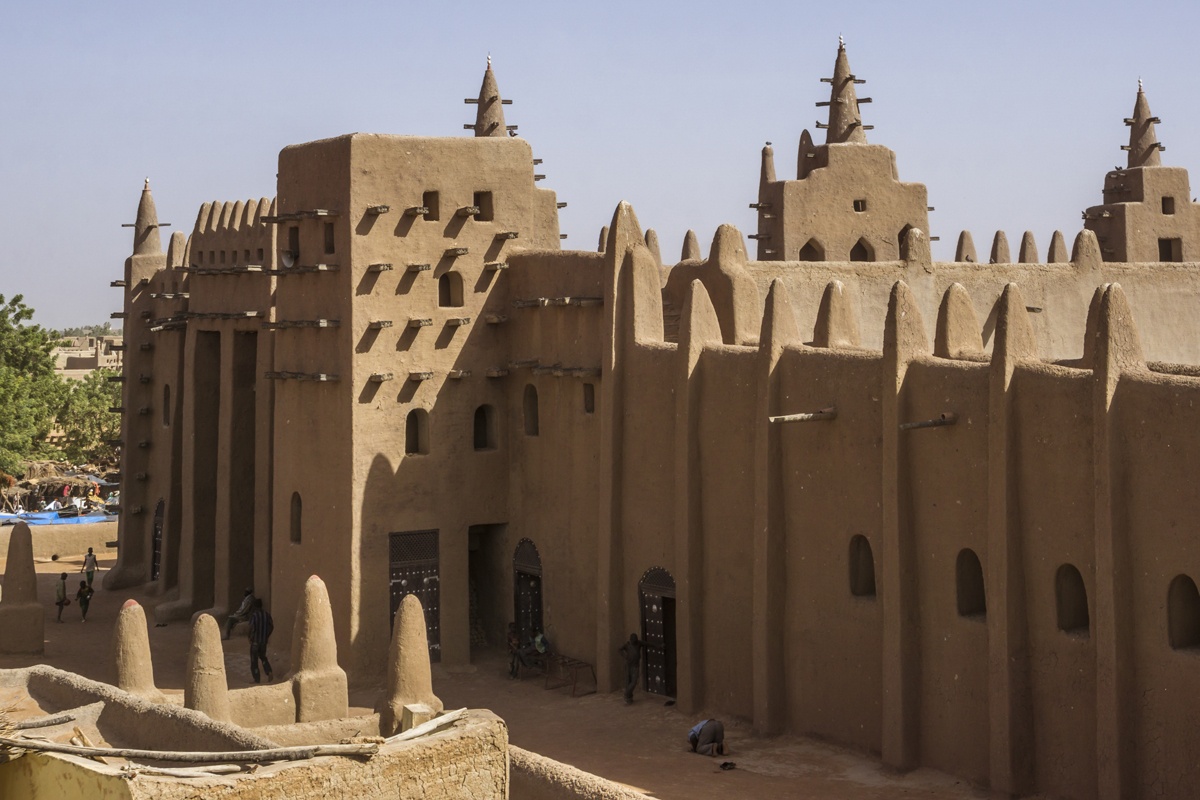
[0,547,998,799]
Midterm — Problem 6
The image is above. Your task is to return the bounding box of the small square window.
[287,227,300,260]
[209,250,216,264]
[1163,197,1176,215]
[323,222,335,254]
[853,199,868,212]
[231,250,238,264]
[244,249,251,263]
[422,191,440,221]
[219,250,226,264]
[256,248,265,263]
[583,383,595,413]
[474,191,494,221]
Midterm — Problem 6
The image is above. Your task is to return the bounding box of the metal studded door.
[639,567,677,697]
[513,539,543,643]
[150,499,165,582]
[389,530,440,662]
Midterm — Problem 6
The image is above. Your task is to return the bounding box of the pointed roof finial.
[471,57,507,137]
[133,178,162,257]
[1124,79,1163,168]
[822,39,868,144]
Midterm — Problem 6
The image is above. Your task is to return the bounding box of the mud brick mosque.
[104,42,1200,798]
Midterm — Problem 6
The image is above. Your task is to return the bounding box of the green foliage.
[55,322,120,338]
[59,368,122,465]
[0,295,66,475]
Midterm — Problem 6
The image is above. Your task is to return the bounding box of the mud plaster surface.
[0,550,1050,798]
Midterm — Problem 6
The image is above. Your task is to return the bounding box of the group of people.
[53,547,100,622]
[506,623,549,678]
[616,631,727,757]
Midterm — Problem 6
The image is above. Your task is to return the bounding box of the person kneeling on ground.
[688,719,725,756]
[224,587,255,640]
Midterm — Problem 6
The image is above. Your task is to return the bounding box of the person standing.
[75,580,94,622]
[247,598,274,683]
[80,548,99,587]
[224,588,256,640]
[618,633,644,704]
[54,573,69,623]
[507,623,521,679]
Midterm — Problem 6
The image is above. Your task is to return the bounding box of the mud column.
[879,282,927,770]
[751,280,800,734]
[673,280,724,714]
[1086,279,1143,800]
[984,284,1037,794]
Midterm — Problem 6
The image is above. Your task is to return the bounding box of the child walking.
[55,573,69,623]
[75,580,94,622]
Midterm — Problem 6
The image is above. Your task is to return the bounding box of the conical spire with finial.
[1124,79,1163,168]
[133,178,163,256]
[471,55,508,138]
[822,37,869,145]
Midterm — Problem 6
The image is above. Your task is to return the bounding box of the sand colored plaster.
[111,600,164,702]
[0,523,43,654]
[184,612,231,722]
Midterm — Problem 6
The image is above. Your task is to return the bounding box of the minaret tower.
[467,55,512,137]
[1084,80,1199,262]
[751,39,927,263]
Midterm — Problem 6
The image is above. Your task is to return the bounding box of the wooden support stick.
[14,713,76,730]
[0,735,379,763]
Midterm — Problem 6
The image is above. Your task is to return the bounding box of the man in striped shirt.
[248,598,274,683]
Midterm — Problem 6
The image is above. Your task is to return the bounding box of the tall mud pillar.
[290,575,349,721]
[0,523,43,654]
[879,281,927,770]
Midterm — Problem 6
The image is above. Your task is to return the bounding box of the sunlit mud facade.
[105,48,1200,798]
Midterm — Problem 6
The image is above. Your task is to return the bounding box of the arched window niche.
[848,535,876,598]
[956,548,986,619]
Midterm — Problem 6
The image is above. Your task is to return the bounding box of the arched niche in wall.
[848,534,876,597]
[438,272,464,307]
[523,384,539,437]
[1168,573,1200,650]
[799,239,825,262]
[474,404,496,450]
[406,409,429,455]
[956,548,986,619]
[850,237,875,262]
[1055,563,1090,635]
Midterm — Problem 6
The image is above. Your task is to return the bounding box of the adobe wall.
[270,136,356,662]
[345,134,559,673]
[0,521,116,561]
[778,349,883,753]
[744,253,1200,363]
[0,707,509,800]
[509,745,653,800]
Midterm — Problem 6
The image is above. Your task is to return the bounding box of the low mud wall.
[0,521,117,561]
[509,745,652,800]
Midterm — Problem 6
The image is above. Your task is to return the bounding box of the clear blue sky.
[2,0,1198,330]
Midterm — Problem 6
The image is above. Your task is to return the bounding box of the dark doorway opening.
[639,567,677,698]
[513,538,544,644]
[389,530,441,662]
[467,523,508,652]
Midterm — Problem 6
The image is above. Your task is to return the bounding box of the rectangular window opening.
[287,226,300,261]
[1159,237,1183,262]
[583,383,595,414]
[256,248,265,263]
[219,250,226,264]
[853,199,868,212]
[473,191,494,221]
[422,191,440,221]
[1163,196,1176,215]
[323,221,335,254]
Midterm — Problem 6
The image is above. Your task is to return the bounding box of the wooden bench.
[544,653,596,697]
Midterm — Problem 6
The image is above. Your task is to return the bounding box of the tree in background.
[0,294,66,476]
[58,368,122,464]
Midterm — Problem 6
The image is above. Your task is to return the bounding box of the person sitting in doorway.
[687,719,726,756]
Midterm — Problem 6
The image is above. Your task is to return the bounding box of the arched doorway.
[150,499,165,582]
[639,567,677,698]
[513,539,544,643]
